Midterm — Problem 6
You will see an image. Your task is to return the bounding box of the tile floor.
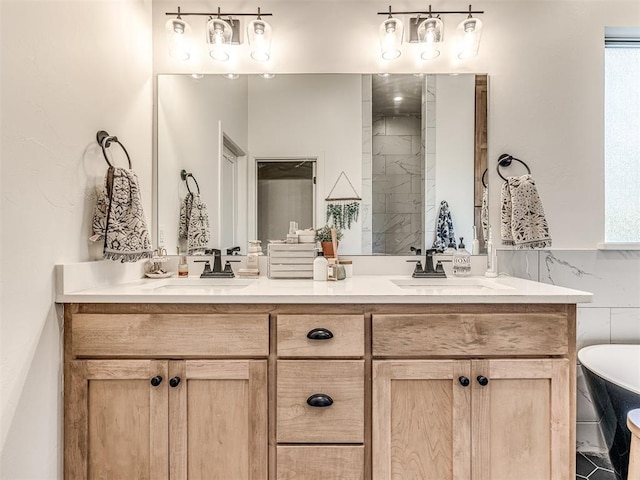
[576,452,616,480]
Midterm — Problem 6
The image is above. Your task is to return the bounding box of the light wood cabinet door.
[169,360,268,480]
[372,360,472,480]
[65,360,169,480]
[471,359,571,480]
[373,359,571,480]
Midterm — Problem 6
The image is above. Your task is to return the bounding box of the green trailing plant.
[315,225,343,243]
[326,201,360,230]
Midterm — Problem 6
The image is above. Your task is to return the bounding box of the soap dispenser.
[452,237,471,277]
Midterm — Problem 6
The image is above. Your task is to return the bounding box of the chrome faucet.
[407,248,447,278]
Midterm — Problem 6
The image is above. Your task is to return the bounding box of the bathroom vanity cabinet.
[63,302,576,480]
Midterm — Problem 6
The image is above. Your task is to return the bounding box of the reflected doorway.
[256,159,316,245]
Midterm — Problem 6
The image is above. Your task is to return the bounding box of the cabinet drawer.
[277,315,364,358]
[72,314,269,358]
[277,445,364,480]
[277,360,364,443]
[373,313,568,357]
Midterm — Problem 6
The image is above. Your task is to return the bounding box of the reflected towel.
[179,193,210,254]
[432,200,456,250]
[91,167,153,262]
[481,186,489,242]
[501,174,552,249]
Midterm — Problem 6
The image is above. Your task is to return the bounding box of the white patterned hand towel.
[432,200,456,250]
[92,167,153,262]
[179,193,210,254]
[501,174,552,249]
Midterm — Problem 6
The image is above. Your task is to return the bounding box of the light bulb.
[457,17,483,59]
[165,18,191,61]
[248,18,272,62]
[417,16,443,60]
[379,17,404,60]
[207,17,232,62]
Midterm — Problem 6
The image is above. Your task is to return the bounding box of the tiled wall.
[361,75,373,254]
[371,114,425,254]
[498,249,640,453]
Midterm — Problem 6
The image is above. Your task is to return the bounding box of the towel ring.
[496,153,531,182]
[180,169,200,195]
[481,168,488,188]
[97,130,132,169]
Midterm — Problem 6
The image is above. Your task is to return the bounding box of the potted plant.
[315,225,343,258]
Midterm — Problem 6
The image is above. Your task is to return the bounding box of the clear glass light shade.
[207,18,233,61]
[457,17,483,59]
[418,17,443,59]
[247,19,272,62]
[379,17,404,60]
[165,18,191,61]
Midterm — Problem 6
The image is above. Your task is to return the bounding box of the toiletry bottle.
[472,226,480,255]
[453,237,472,277]
[178,255,189,277]
[327,258,338,281]
[313,251,328,281]
[485,226,498,277]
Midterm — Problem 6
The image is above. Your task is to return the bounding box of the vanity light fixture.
[165,6,273,62]
[379,6,404,60]
[416,7,444,59]
[207,10,233,61]
[165,7,192,60]
[223,73,240,80]
[247,8,272,62]
[259,73,275,79]
[457,6,483,59]
[377,4,484,61]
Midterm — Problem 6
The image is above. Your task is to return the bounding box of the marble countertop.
[56,274,592,304]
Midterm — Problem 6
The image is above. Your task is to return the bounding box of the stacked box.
[267,243,316,279]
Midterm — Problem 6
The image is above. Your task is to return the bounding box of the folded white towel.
[501,174,552,249]
[179,193,210,254]
[92,167,153,262]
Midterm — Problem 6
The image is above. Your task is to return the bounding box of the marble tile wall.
[372,114,424,254]
[498,249,640,453]
[361,75,373,254]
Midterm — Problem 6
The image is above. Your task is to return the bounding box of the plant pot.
[321,241,338,258]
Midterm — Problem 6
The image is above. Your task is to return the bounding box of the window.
[604,28,640,243]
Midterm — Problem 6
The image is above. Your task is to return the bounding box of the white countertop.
[56,274,592,304]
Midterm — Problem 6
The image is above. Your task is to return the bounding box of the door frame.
[249,156,320,243]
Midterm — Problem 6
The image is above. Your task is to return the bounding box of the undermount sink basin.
[150,278,253,292]
[390,277,514,292]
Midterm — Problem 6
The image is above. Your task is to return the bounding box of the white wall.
[157,74,249,254]
[435,74,475,247]
[0,1,152,478]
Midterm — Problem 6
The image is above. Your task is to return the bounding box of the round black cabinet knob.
[307,328,334,340]
[477,375,489,386]
[306,393,334,407]
[169,376,181,388]
[150,376,163,387]
[458,376,470,387]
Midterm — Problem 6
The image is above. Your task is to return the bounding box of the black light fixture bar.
[377,5,483,16]
[166,10,272,17]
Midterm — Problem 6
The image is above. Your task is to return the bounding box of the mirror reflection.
[157,73,487,255]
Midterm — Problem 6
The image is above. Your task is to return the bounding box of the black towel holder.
[481,168,488,188]
[496,153,531,182]
[96,130,132,169]
[180,169,200,195]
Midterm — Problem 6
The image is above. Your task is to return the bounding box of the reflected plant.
[326,202,359,230]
